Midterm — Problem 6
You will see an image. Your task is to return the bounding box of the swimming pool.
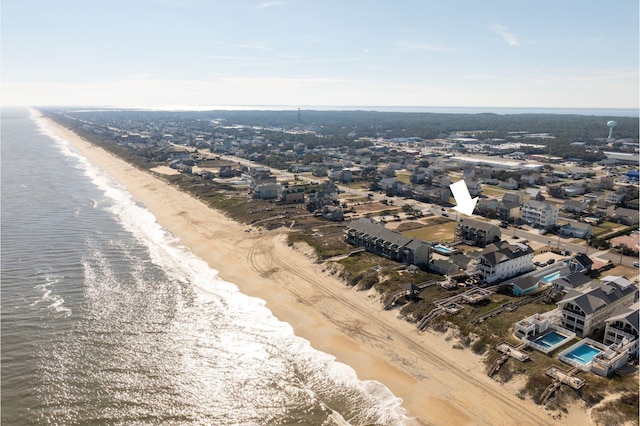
[433,244,454,254]
[526,328,575,354]
[559,341,604,369]
[532,330,567,349]
[541,271,561,283]
[563,344,602,365]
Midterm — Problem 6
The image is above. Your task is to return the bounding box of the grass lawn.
[482,186,508,197]
[401,221,457,242]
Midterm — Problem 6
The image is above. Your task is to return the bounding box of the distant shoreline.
[30,105,640,117]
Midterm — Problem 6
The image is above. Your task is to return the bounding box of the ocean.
[0,107,409,425]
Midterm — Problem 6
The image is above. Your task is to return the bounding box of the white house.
[476,241,534,283]
[521,200,558,230]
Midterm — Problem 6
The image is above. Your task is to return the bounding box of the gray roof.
[560,279,638,315]
[347,218,413,246]
[511,275,539,291]
[458,217,498,232]
[551,272,592,289]
[480,241,534,266]
[606,302,639,333]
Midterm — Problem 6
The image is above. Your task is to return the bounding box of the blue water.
[1,107,409,425]
[542,271,561,283]
[564,344,602,365]
[532,331,569,349]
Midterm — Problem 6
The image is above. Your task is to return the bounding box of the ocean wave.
[36,114,412,425]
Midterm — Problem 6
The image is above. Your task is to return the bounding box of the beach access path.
[42,114,593,426]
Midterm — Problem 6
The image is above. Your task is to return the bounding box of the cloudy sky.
[2,0,638,109]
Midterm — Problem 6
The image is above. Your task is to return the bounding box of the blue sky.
[2,0,638,108]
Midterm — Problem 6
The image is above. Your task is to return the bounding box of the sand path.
[41,115,589,425]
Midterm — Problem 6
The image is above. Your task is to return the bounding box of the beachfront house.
[550,271,592,292]
[455,217,501,247]
[476,241,534,284]
[345,218,432,268]
[557,276,638,338]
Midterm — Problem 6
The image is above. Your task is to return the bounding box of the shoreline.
[40,114,584,425]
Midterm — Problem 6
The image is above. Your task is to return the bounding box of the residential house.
[511,275,540,297]
[464,178,482,196]
[429,259,460,275]
[602,301,639,360]
[476,241,534,284]
[605,188,627,205]
[613,207,640,225]
[585,191,606,202]
[557,276,638,337]
[476,198,500,218]
[344,218,432,268]
[499,177,519,190]
[521,200,558,229]
[306,181,338,212]
[456,217,501,247]
[566,253,594,273]
[563,185,586,197]
[282,188,305,204]
[551,271,593,292]
[563,199,590,214]
[321,205,344,221]
[327,168,353,183]
[254,183,282,200]
[559,221,593,239]
[592,201,615,218]
[525,188,544,200]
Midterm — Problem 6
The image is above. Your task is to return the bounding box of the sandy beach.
[41,115,591,425]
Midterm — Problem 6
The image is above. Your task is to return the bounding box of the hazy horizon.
[3,1,638,109]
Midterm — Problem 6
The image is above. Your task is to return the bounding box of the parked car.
[633,262,640,268]
[547,258,555,265]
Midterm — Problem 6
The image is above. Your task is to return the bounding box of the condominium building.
[521,200,558,229]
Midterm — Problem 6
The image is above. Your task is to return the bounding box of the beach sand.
[41,115,591,426]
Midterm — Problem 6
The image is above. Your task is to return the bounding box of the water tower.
[606,120,617,139]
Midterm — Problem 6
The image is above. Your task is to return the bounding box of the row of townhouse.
[455,217,501,247]
[344,218,432,268]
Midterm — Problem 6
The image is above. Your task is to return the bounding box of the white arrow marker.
[449,180,478,216]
